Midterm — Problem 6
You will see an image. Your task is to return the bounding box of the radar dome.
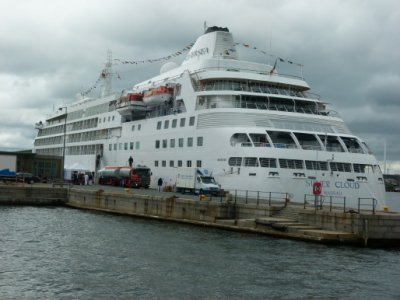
[160,62,179,74]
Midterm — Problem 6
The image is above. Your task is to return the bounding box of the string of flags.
[113,42,195,65]
[81,41,303,96]
[81,75,102,96]
[234,42,303,67]
[81,43,195,96]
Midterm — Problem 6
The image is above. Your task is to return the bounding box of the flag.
[279,57,284,62]
[243,43,250,48]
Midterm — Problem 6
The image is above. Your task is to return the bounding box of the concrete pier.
[1,185,399,247]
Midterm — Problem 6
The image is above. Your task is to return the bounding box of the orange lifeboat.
[143,86,173,105]
[119,93,143,105]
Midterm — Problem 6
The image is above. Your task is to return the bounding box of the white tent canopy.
[64,162,90,180]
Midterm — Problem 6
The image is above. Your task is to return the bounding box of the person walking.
[157,178,163,192]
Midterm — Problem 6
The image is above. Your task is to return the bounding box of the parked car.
[16,173,41,184]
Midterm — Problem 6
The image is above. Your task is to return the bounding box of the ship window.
[279,159,303,169]
[362,142,372,154]
[138,124,141,131]
[187,137,193,147]
[330,162,351,172]
[178,160,182,167]
[103,117,106,122]
[164,120,169,129]
[162,139,167,148]
[170,160,174,167]
[172,119,177,128]
[244,157,259,167]
[157,121,162,130]
[353,164,374,173]
[340,137,364,153]
[267,131,297,149]
[154,160,159,167]
[259,158,277,168]
[130,142,134,150]
[197,136,203,146]
[155,140,160,149]
[112,116,115,121]
[135,141,140,149]
[189,116,195,126]
[131,125,135,131]
[187,160,192,167]
[305,160,328,170]
[108,116,110,122]
[114,144,117,150]
[162,160,166,167]
[230,133,251,147]
[196,160,202,167]
[170,139,175,148]
[119,143,123,150]
[124,143,128,150]
[99,118,101,123]
[229,157,242,166]
[318,135,345,152]
[109,144,112,151]
[249,133,270,147]
[293,133,322,150]
[178,138,184,147]
[180,118,185,127]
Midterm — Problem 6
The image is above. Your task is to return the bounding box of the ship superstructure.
[34,26,386,207]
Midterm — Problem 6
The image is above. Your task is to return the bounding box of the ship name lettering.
[334,181,360,189]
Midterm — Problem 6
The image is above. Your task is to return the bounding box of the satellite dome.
[160,62,179,74]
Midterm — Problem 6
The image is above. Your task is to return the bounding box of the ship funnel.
[182,26,238,65]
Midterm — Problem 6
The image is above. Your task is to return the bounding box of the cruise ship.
[34,26,386,207]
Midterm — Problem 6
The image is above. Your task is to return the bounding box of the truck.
[175,167,220,195]
[98,165,151,188]
[0,168,16,183]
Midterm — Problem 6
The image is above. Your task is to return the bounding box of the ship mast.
[101,49,113,97]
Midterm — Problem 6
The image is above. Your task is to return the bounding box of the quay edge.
[0,185,399,247]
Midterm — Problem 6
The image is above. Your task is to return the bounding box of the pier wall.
[67,189,237,222]
[0,185,67,205]
[1,185,399,246]
[296,210,400,241]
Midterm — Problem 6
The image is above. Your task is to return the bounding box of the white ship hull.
[34,26,386,208]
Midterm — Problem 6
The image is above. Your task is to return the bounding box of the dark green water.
[0,206,399,299]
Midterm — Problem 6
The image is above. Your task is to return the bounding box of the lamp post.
[59,107,67,180]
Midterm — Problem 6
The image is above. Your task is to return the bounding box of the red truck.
[98,165,151,188]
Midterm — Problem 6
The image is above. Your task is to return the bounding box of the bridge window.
[293,133,322,150]
[318,135,345,152]
[340,137,364,153]
[267,131,297,149]
[230,133,251,147]
[249,133,270,147]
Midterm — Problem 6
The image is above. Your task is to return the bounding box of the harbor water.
[1,194,399,299]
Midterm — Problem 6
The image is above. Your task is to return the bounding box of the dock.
[1,184,399,247]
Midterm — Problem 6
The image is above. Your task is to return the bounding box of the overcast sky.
[1,0,399,172]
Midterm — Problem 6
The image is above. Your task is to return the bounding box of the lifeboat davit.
[143,86,173,105]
